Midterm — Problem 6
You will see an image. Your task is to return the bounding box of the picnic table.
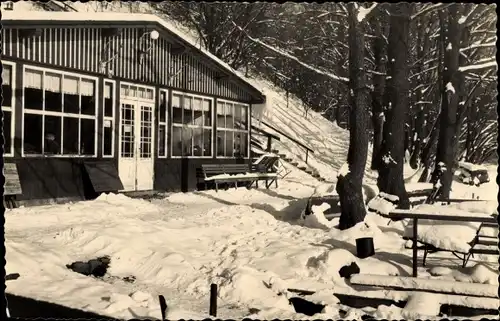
[379,209,497,277]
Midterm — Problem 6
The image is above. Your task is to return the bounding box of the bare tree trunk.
[432,6,461,199]
[336,3,370,230]
[377,3,411,209]
[370,14,386,171]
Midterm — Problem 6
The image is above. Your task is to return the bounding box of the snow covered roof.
[1,10,266,102]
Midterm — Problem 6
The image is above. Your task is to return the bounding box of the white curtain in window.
[193,97,203,111]
[24,69,43,89]
[104,83,112,99]
[63,76,79,95]
[225,103,233,116]
[44,73,61,92]
[203,99,211,112]
[216,102,225,116]
[80,79,95,96]
[2,66,11,86]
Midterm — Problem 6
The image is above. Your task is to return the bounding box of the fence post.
[267,136,272,152]
[209,283,218,317]
[305,149,309,164]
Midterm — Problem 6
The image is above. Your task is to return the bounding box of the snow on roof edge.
[1,10,266,101]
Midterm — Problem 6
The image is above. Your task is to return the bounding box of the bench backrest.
[253,155,280,172]
[223,164,250,174]
[198,164,226,178]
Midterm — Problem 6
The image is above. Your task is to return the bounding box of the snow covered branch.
[459,59,497,72]
[232,22,349,84]
[357,3,377,23]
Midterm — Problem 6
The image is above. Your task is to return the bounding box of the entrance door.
[118,84,155,191]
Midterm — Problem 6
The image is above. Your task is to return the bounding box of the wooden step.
[475,238,497,246]
[312,173,321,178]
[271,149,280,154]
[283,157,294,162]
[298,166,307,170]
[278,153,287,158]
[318,177,326,182]
[305,170,314,174]
[290,161,299,166]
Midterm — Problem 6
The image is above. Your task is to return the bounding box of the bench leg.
[422,247,428,267]
[215,182,219,193]
[412,218,418,277]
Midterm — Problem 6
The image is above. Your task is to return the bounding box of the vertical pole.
[305,149,309,164]
[267,136,272,152]
[412,218,418,277]
[209,283,218,317]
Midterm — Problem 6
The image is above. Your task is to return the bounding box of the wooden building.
[1,11,266,203]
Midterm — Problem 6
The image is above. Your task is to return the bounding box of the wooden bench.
[381,210,497,276]
[196,164,278,192]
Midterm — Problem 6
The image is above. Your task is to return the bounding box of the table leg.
[412,218,418,277]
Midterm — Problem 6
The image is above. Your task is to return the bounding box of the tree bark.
[370,14,386,171]
[336,3,370,230]
[431,6,461,199]
[376,3,411,209]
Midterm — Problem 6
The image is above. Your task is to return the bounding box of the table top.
[382,209,497,223]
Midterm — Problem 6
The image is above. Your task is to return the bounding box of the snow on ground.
[5,165,498,320]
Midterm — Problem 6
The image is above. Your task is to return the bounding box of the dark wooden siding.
[2,26,255,102]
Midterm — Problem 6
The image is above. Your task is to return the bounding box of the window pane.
[225,104,234,129]
[159,91,167,123]
[158,124,166,157]
[24,85,44,111]
[216,130,225,157]
[45,72,63,112]
[23,113,43,154]
[103,120,113,156]
[3,110,12,153]
[203,100,212,126]
[172,94,182,124]
[104,82,114,117]
[216,102,225,128]
[63,75,80,114]
[44,115,62,155]
[203,128,212,157]
[241,106,248,129]
[234,132,248,158]
[192,127,203,156]
[183,96,192,125]
[2,65,12,108]
[81,79,96,116]
[80,118,96,155]
[129,86,137,98]
[63,117,79,154]
[225,131,234,157]
[182,127,192,156]
[172,126,182,156]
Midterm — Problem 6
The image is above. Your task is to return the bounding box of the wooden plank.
[83,161,124,193]
[4,163,22,196]
[349,274,498,298]
[385,211,497,224]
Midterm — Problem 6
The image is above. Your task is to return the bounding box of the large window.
[216,100,249,158]
[22,66,98,157]
[2,62,15,157]
[103,80,115,157]
[171,91,212,157]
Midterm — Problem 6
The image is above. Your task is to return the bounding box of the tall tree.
[431,5,461,198]
[370,13,387,171]
[377,3,412,208]
[336,3,374,230]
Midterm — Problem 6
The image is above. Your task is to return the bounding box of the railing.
[251,124,281,153]
[254,118,315,164]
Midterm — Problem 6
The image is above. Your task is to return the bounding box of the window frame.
[158,88,168,159]
[21,64,99,158]
[102,79,116,158]
[170,90,214,159]
[216,98,250,159]
[2,60,16,157]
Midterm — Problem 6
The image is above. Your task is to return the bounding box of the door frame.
[118,82,156,191]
